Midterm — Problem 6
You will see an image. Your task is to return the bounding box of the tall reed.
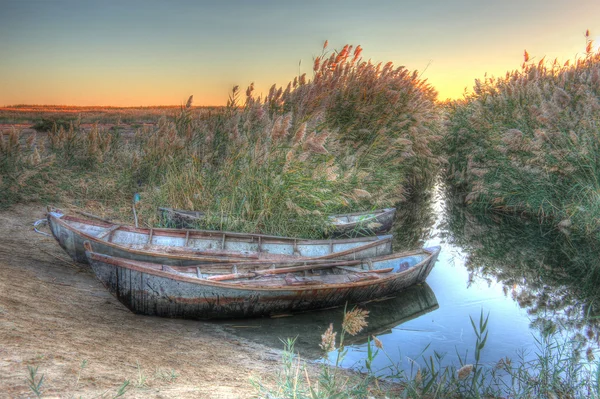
[1,44,442,237]
[445,31,600,238]
[136,43,443,236]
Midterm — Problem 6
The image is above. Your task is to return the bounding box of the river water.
[216,185,600,374]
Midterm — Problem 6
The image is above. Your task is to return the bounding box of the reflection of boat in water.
[217,282,438,360]
[343,283,438,347]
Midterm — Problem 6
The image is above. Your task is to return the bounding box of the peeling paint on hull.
[86,247,441,319]
[48,213,393,265]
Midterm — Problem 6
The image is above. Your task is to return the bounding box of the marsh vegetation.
[3,38,600,397]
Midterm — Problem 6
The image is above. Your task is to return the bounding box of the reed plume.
[342,308,369,336]
[320,323,337,353]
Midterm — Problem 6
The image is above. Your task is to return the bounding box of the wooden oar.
[167,256,393,276]
[160,246,262,259]
[336,265,394,274]
[74,210,114,224]
[207,259,364,281]
[97,224,122,240]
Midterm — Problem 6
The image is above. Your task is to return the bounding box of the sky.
[1,0,600,106]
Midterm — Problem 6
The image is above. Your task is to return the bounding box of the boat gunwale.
[86,246,440,292]
[55,214,391,244]
[327,207,396,219]
[160,207,396,224]
[49,213,394,263]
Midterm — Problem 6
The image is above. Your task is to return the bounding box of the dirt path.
[0,205,283,398]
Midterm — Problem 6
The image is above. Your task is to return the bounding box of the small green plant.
[113,380,130,398]
[24,362,130,399]
[135,360,148,389]
[26,365,44,398]
[254,309,600,398]
[70,359,88,394]
[155,367,179,383]
[465,309,489,395]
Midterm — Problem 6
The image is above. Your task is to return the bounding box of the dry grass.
[0,104,219,125]
[1,43,443,238]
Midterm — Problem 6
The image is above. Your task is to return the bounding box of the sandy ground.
[0,205,284,398]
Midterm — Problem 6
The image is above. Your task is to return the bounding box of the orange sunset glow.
[2,1,600,106]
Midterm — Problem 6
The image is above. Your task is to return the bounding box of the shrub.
[31,117,74,132]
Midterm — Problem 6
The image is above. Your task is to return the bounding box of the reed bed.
[0,105,217,126]
[1,44,443,238]
[137,43,442,236]
[444,31,600,239]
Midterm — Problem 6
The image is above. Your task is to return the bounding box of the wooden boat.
[47,211,393,266]
[327,208,396,236]
[158,207,396,236]
[85,244,441,319]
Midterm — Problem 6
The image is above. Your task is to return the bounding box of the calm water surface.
[216,186,600,373]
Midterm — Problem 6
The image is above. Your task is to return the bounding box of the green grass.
[24,360,130,398]
[444,33,600,239]
[253,308,600,399]
[0,44,442,237]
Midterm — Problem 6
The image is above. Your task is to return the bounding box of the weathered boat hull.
[48,212,393,265]
[86,247,440,319]
[159,207,396,236]
[328,208,396,237]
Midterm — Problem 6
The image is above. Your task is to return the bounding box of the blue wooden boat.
[159,207,396,236]
[48,211,393,266]
[85,243,440,319]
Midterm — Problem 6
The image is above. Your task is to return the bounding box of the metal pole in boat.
[132,193,140,228]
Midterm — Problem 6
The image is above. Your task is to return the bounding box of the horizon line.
[1,104,225,109]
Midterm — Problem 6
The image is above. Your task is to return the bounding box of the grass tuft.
[254,308,600,398]
[26,365,44,398]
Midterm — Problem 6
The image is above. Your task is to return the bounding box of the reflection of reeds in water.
[219,283,438,361]
[392,183,437,250]
[442,189,600,351]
